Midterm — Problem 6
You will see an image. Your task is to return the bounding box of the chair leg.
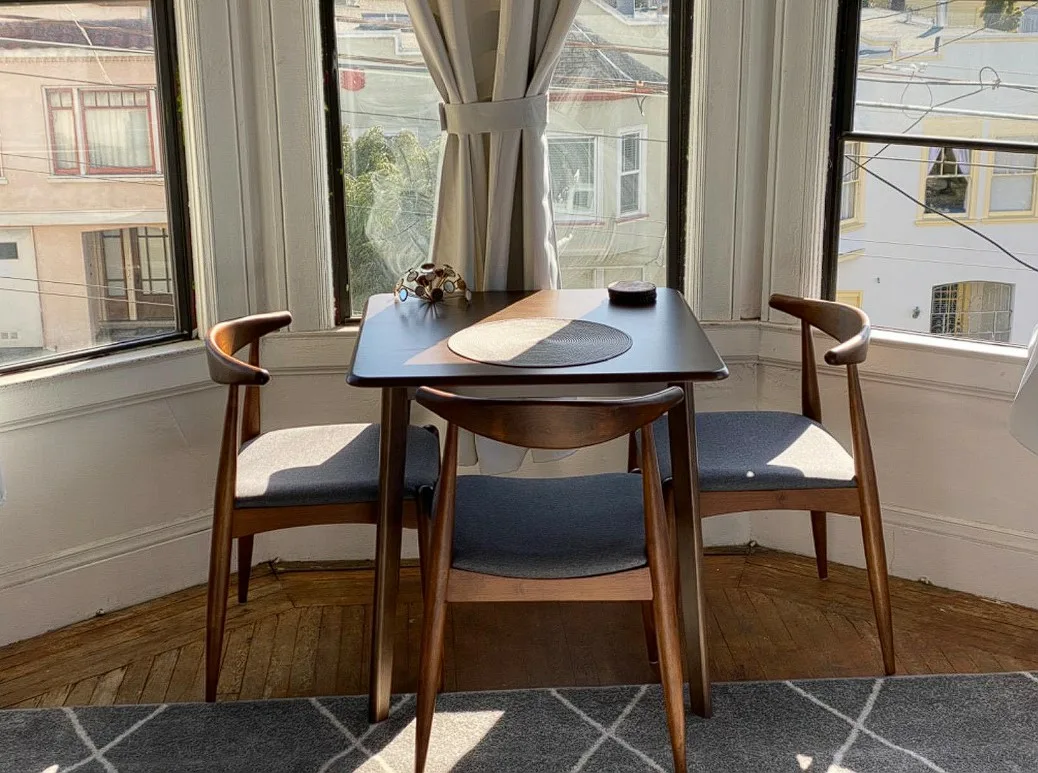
[415,575,450,773]
[237,536,254,604]
[644,466,686,771]
[205,509,234,702]
[859,487,896,675]
[648,544,686,772]
[810,511,828,580]
[640,601,660,669]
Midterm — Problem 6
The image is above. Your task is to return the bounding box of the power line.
[0,284,176,308]
[840,250,1038,273]
[0,151,167,187]
[0,64,151,89]
[850,156,1038,273]
[842,234,1038,258]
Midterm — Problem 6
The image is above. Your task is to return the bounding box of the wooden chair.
[412,385,688,773]
[203,311,440,701]
[631,293,895,675]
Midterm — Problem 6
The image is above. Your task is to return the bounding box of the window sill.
[759,321,1026,400]
[0,339,207,431]
[47,174,164,183]
[615,212,649,223]
[839,219,865,233]
[555,218,606,227]
[981,211,1038,223]
[913,215,976,227]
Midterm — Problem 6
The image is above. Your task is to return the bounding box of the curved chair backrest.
[415,386,684,450]
[205,311,293,386]
[770,294,870,366]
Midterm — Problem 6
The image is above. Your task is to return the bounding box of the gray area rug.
[2,673,1037,772]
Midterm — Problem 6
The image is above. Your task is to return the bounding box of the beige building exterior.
[0,9,172,366]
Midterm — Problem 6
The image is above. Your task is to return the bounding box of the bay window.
[826,0,1038,346]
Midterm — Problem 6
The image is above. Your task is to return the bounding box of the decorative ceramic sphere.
[394,263,471,304]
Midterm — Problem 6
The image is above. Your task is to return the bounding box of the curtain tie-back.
[439,93,548,135]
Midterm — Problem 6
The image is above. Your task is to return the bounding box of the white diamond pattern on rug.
[1,674,1036,772]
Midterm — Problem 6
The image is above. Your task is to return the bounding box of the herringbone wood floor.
[2,548,1037,709]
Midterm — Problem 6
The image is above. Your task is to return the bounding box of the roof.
[0,17,153,52]
[554,24,667,89]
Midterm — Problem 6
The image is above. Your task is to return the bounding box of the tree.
[983,0,1022,30]
[341,127,441,312]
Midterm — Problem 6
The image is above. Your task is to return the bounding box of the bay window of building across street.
[322,0,691,319]
[0,0,191,374]
[825,0,1038,346]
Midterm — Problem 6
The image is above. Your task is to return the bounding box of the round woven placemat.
[447,317,633,368]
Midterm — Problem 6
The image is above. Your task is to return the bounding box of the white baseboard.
[750,504,1038,610]
[0,513,213,647]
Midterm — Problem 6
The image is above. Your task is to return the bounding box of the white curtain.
[406,0,582,472]
[85,108,152,170]
[405,0,580,291]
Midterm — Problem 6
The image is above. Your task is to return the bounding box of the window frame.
[46,87,161,177]
[319,0,695,323]
[821,0,1038,304]
[617,125,648,219]
[0,0,194,376]
[986,141,1038,219]
[548,133,601,222]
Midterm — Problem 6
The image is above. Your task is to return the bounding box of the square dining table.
[347,288,728,723]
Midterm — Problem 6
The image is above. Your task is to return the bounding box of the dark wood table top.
[347,289,728,388]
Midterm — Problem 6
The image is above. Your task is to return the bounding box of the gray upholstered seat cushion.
[644,412,856,491]
[448,474,648,579]
[235,424,439,508]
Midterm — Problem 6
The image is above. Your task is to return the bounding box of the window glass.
[853,2,1038,141]
[841,141,861,221]
[549,136,598,219]
[832,2,1038,346]
[990,148,1037,213]
[0,1,184,370]
[331,0,671,315]
[924,147,970,214]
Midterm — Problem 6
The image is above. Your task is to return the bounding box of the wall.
[752,325,1038,610]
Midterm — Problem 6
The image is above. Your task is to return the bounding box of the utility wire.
[851,156,1038,273]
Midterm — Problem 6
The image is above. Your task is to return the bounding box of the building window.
[840,141,860,221]
[827,1,1038,345]
[618,130,645,216]
[924,147,970,215]
[47,89,79,174]
[836,290,862,308]
[47,88,157,176]
[989,148,1037,214]
[324,0,683,317]
[0,0,190,374]
[930,281,1013,343]
[549,136,598,219]
[84,227,175,333]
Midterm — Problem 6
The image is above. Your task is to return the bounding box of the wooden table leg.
[667,381,712,718]
[369,387,409,722]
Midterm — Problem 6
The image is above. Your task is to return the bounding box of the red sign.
[340,69,366,92]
